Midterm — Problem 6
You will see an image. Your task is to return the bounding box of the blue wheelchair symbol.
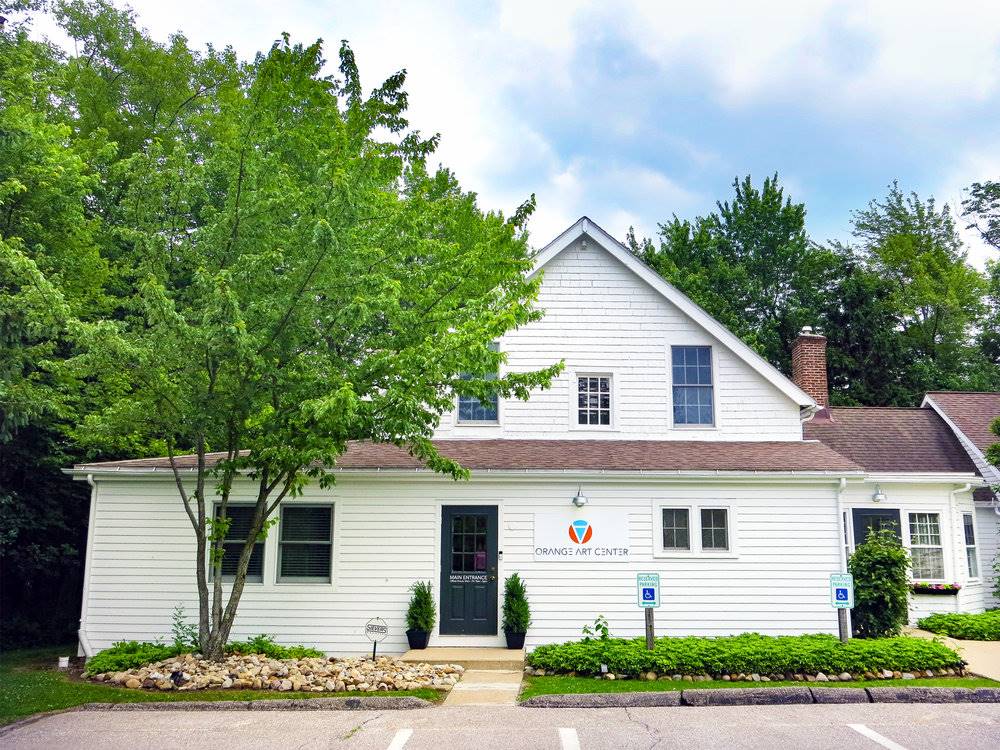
[835,588,849,601]
[642,587,656,601]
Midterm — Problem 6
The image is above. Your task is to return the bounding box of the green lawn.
[519,674,999,701]
[0,646,442,726]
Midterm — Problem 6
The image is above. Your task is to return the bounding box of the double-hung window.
[457,344,499,423]
[963,513,979,579]
[700,508,729,551]
[672,345,714,426]
[213,505,264,583]
[278,505,334,583]
[578,376,611,426]
[661,508,690,551]
[908,512,945,580]
[658,506,730,554]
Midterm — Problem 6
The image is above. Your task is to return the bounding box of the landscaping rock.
[682,687,812,706]
[92,654,463,694]
[522,692,681,708]
[811,688,869,704]
[838,673,852,682]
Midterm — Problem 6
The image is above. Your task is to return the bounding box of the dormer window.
[577,375,611,426]
[672,345,714,426]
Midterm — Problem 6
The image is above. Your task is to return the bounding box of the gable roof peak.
[530,217,818,410]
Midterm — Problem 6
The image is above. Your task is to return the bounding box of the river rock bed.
[91,654,464,692]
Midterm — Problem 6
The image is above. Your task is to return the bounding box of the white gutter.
[77,474,98,659]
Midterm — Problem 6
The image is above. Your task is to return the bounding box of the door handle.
[489,575,497,581]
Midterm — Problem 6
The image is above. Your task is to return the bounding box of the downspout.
[835,477,852,635]
[77,474,98,659]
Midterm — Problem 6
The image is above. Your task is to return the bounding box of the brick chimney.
[792,326,828,407]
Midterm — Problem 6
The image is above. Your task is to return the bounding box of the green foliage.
[581,614,611,641]
[83,641,184,675]
[501,573,531,633]
[526,633,962,677]
[918,611,1000,641]
[223,634,322,660]
[406,581,436,632]
[963,180,1000,252]
[848,527,911,638]
[170,604,198,650]
[632,174,837,373]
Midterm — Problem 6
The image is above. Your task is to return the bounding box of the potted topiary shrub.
[405,581,435,649]
[502,573,531,649]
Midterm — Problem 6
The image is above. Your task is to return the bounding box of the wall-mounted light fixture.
[572,488,589,507]
[872,485,887,503]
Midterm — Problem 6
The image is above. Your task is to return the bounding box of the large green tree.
[69,28,561,658]
[631,174,838,373]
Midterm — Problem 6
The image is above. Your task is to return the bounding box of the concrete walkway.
[399,647,525,706]
[907,627,1000,681]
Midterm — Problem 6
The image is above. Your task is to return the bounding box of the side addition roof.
[531,217,819,412]
[922,391,1000,491]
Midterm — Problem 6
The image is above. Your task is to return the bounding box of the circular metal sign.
[364,617,388,643]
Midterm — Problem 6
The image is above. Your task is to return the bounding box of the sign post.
[829,573,854,643]
[637,573,660,651]
[364,617,389,660]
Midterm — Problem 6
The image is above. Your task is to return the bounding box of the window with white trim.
[908,512,945,580]
[278,505,334,583]
[963,513,979,579]
[661,508,690,551]
[457,343,499,423]
[213,505,264,583]
[672,345,714,426]
[577,376,611,426]
[700,508,729,551]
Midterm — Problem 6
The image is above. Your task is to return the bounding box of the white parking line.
[387,728,413,750]
[558,727,581,750]
[847,724,909,750]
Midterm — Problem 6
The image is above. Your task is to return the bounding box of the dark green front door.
[440,506,498,635]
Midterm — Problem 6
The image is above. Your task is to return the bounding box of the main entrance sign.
[534,510,630,561]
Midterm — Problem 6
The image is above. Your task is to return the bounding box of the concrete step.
[443,669,523,707]
[399,646,525,671]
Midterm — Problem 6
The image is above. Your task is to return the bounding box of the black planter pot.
[504,630,526,650]
[406,628,430,649]
[912,587,960,596]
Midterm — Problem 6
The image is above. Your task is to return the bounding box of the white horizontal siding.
[433,238,803,441]
[975,504,999,609]
[82,474,844,656]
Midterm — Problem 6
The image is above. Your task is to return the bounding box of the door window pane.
[451,513,488,572]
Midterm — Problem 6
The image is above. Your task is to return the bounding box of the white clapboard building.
[68,217,1000,656]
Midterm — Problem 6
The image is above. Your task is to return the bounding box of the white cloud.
[935,143,1000,270]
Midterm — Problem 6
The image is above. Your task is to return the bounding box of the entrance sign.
[364,617,388,660]
[830,573,854,609]
[533,510,631,561]
[637,573,660,608]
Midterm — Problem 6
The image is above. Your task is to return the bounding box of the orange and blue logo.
[568,519,593,544]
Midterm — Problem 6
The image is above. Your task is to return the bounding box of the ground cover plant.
[0,647,441,726]
[82,635,322,676]
[917,610,1000,640]
[526,633,962,677]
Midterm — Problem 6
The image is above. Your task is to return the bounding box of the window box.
[911,582,961,595]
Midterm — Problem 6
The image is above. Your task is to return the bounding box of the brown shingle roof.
[925,391,1000,455]
[804,407,978,474]
[74,439,862,474]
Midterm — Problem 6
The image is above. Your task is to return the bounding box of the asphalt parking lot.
[4,703,1000,750]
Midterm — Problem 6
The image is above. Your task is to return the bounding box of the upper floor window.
[213,505,264,583]
[908,512,944,580]
[672,345,714,426]
[458,344,499,423]
[578,376,611,426]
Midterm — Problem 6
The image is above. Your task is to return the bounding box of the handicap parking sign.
[642,587,655,601]
[835,588,849,601]
[637,573,660,608]
[830,573,854,609]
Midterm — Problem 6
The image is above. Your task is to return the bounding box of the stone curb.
[521,686,1000,708]
[77,696,432,711]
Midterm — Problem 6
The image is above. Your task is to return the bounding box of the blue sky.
[31,1,1000,266]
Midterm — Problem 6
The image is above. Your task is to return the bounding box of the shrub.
[225,634,323,659]
[917,611,1000,641]
[849,527,910,637]
[170,603,198,650]
[526,633,962,677]
[84,641,183,675]
[406,581,436,632]
[502,573,531,633]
